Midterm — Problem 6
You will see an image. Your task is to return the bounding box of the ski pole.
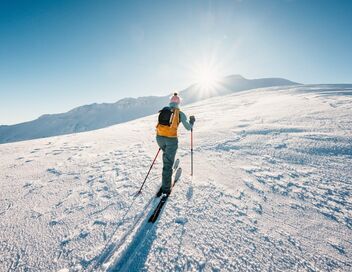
[191,128,193,176]
[136,148,161,195]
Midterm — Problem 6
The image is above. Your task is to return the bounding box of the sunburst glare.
[190,57,224,99]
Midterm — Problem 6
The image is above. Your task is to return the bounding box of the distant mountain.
[180,75,298,104]
[0,75,298,144]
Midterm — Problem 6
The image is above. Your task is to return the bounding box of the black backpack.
[158,108,173,126]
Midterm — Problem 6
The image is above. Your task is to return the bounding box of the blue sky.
[1,0,351,125]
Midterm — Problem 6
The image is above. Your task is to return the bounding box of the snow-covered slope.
[0,75,297,144]
[1,84,351,271]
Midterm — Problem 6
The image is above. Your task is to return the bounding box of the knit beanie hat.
[170,92,181,104]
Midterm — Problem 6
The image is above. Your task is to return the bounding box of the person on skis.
[156,92,195,196]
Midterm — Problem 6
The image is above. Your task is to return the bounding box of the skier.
[156,92,195,195]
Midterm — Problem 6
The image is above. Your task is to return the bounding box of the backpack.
[158,108,173,126]
[156,107,181,137]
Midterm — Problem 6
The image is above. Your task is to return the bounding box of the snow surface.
[0,84,351,271]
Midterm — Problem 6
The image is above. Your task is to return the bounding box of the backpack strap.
[170,108,180,129]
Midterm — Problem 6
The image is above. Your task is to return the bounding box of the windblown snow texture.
[0,84,351,271]
[0,75,297,144]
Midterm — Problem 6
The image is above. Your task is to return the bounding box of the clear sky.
[1,0,351,125]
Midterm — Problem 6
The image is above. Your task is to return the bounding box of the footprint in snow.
[329,243,346,255]
[93,220,107,226]
[23,182,32,188]
[47,168,62,176]
[79,231,89,239]
[175,217,188,225]
[49,220,64,227]
[0,199,13,216]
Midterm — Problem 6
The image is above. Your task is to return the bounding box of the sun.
[196,66,220,90]
[192,58,223,95]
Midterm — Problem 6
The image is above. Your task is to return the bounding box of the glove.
[189,116,195,125]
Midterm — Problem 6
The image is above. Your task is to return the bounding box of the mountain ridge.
[0,75,298,144]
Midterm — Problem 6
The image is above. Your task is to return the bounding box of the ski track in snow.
[0,85,351,271]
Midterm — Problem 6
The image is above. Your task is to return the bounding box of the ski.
[148,194,168,223]
[148,167,182,223]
